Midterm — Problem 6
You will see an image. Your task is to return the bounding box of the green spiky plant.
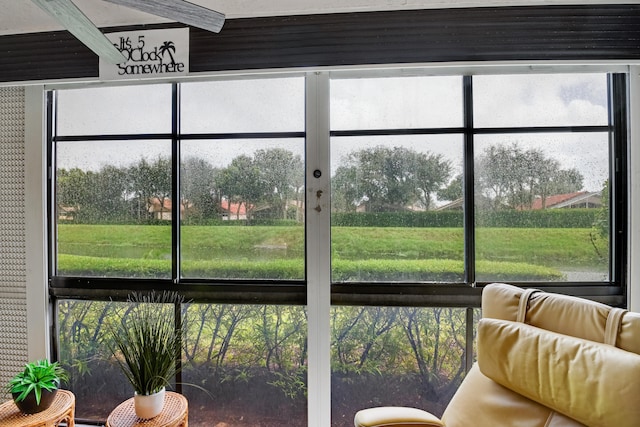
[6,359,68,404]
[106,291,184,396]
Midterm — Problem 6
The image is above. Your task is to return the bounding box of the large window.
[329,73,618,285]
[49,70,627,426]
[179,78,305,280]
[324,72,623,425]
[330,76,464,283]
[472,74,612,282]
[52,77,309,424]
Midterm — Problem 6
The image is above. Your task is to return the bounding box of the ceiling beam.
[103,0,225,33]
[31,0,126,64]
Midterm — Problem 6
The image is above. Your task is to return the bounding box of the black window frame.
[48,72,628,308]
[331,72,628,308]
[47,80,308,305]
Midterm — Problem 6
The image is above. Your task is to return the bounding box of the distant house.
[221,199,249,220]
[528,191,602,210]
[435,195,494,211]
[435,198,463,211]
[58,205,79,221]
[436,192,602,211]
[148,198,189,220]
[220,199,305,221]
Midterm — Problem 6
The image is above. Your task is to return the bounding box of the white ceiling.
[1,0,639,36]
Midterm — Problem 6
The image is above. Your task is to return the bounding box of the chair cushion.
[354,406,444,427]
[441,364,586,427]
[478,318,640,427]
[481,283,640,354]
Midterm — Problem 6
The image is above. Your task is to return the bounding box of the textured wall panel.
[0,86,28,391]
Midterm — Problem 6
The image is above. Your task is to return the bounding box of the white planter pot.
[134,387,165,419]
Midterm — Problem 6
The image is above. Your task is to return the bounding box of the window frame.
[46,68,628,426]
[48,79,308,305]
[330,72,627,307]
[48,70,628,306]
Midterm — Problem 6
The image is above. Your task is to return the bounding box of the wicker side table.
[106,392,188,427]
[0,389,75,427]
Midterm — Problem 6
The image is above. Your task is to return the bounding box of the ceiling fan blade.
[32,0,127,64]
[103,0,225,33]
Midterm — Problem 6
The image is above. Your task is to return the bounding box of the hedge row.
[332,208,600,228]
[65,209,600,229]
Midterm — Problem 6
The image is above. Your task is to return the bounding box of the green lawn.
[56,224,605,281]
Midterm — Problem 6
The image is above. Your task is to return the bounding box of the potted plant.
[106,291,184,419]
[6,359,68,414]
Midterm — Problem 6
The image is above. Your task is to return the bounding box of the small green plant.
[6,359,68,404]
[106,291,184,396]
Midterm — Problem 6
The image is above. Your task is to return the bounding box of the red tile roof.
[221,199,248,215]
[529,191,586,210]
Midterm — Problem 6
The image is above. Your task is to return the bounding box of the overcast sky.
[56,72,609,192]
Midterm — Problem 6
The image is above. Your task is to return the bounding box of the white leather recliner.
[354,283,640,427]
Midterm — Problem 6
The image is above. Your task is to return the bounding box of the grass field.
[56,224,606,281]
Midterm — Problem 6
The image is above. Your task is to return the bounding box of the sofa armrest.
[354,406,445,427]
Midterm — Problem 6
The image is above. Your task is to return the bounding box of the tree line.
[57,148,304,224]
[57,143,586,224]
